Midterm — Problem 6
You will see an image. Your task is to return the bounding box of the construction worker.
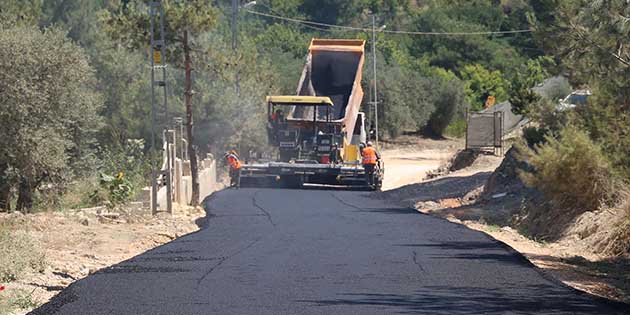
[224,150,242,187]
[361,141,380,187]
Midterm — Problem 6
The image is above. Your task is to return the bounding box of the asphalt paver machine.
[240,39,383,189]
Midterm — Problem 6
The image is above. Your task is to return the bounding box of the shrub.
[89,172,133,210]
[444,119,467,138]
[521,126,548,147]
[519,126,614,211]
[427,78,466,136]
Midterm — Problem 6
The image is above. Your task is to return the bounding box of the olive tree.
[0,26,102,211]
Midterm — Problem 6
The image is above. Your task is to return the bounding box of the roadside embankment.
[379,140,630,304]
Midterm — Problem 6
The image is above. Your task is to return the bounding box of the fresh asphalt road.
[33,188,627,314]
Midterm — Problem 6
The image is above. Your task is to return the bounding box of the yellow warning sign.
[485,95,496,108]
[153,50,162,64]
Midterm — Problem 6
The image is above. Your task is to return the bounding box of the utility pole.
[149,3,158,215]
[371,14,379,149]
[149,0,172,214]
[232,0,238,50]
[184,29,200,206]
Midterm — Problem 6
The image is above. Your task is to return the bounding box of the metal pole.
[232,0,238,50]
[158,4,172,214]
[149,3,158,215]
[177,118,184,161]
[371,14,379,149]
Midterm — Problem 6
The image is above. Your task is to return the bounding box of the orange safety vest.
[362,147,377,165]
[226,154,242,170]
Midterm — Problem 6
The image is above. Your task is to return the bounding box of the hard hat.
[367,141,373,147]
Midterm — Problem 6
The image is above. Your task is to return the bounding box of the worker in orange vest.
[224,150,242,187]
[361,141,380,187]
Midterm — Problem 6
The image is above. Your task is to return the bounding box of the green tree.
[0,0,42,28]
[531,0,630,177]
[460,64,509,111]
[100,0,218,206]
[0,26,102,211]
[509,56,552,115]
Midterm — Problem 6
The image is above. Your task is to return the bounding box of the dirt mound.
[425,149,480,180]
[482,146,536,200]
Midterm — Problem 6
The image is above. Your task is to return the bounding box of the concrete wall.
[156,155,217,212]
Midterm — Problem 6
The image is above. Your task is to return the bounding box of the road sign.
[153,50,162,64]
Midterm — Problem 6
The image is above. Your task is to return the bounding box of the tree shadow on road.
[296,285,628,314]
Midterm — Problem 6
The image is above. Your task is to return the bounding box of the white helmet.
[367,141,373,147]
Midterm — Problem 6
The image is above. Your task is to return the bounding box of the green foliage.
[521,126,547,147]
[409,1,534,74]
[509,56,552,115]
[576,99,630,178]
[444,119,467,138]
[93,172,134,209]
[531,0,629,179]
[0,0,43,28]
[375,63,428,138]
[99,0,218,66]
[99,139,150,189]
[0,26,102,211]
[460,64,509,111]
[428,78,467,136]
[519,126,614,211]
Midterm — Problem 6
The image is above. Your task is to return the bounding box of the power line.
[248,3,330,32]
[244,9,533,36]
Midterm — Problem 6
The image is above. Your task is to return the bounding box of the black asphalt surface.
[33,188,628,314]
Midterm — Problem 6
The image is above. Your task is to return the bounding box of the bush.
[520,126,614,211]
[444,119,467,138]
[427,77,467,136]
[93,172,133,210]
[521,126,548,147]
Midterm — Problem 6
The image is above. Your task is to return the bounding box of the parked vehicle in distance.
[558,89,592,110]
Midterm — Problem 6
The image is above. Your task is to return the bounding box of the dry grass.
[0,288,39,315]
[0,218,44,314]
[0,218,46,282]
[605,188,630,257]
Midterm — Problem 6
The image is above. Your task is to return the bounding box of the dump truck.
[240,39,383,189]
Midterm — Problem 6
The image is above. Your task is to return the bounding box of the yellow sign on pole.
[153,50,162,64]
[485,95,496,108]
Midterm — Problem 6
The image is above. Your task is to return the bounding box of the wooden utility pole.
[183,30,200,206]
